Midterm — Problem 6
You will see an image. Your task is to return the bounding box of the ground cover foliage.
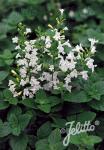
[0,0,104,150]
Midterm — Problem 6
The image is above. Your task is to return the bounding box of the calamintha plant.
[0,9,102,150]
[9,9,98,100]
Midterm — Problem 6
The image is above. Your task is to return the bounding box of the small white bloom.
[59,9,64,15]
[69,10,74,17]
[64,74,71,84]
[67,60,76,70]
[19,67,27,78]
[70,69,78,78]
[23,88,30,97]
[88,38,98,47]
[15,45,21,50]
[91,46,96,54]
[59,58,69,72]
[53,30,61,41]
[16,53,21,59]
[49,65,54,71]
[8,80,15,86]
[73,44,84,52]
[64,83,72,92]
[25,28,32,34]
[63,27,68,31]
[80,71,88,80]
[57,42,65,54]
[45,36,52,48]
[82,8,88,14]
[63,40,71,47]
[12,36,18,43]
[43,15,48,21]
[86,58,96,72]
[66,52,75,60]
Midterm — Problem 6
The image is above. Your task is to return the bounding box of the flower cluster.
[9,10,98,99]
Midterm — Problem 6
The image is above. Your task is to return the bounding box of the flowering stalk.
[9,9,98,99]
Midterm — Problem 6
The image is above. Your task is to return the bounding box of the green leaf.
[8,109,32,136]
[0,100,9,110]
[88,96,104,111]
[35,90,49,104]
[20,98,36,108]
[19,113,32,131]
[37,104,51,113]
[48,129,61,145]
[70,133,102,146]
[0,71,8,82]
[48,96,61,107]
[3,89,18,105]
[10,134,28,150]
[35,139,50,150]
[85,81,104,100]
[8,114,21,136]
[37,122,52,139]
[52,117,66,128]
[48,129,65,150]
[76,111,96,123]
[4,11,24,26]
[7,106,22,118]
[64,91,91,103]
[0,120,11,137]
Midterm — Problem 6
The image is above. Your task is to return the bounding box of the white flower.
[88,38,98,54]
[59,58,69,72]
[12,36,18,43]
[86,58,96,72]
[64,83,72,92]
[63,27,68,31]
[19,67,27,78]
[16,53,21,59]
[49,65,54,71]
[43,72,52,81]
[59,9,64,15]
[73,44,84,52]
[25,28,32,34]
[17,58,28,67]
[8,80,15,86]
[64,74,71,84]
[66,52,75,60]
[82,8,88,14]
[80,71,88,80]
[43,15,48,21]
[15,45,21,50]
[9,84,16,92]
[91,46,96,54]
[53,30,61,41]
[67,60,76,70]
[23,88,30,97]
[41,36,45,40]
[57,42,65,54]
[70,69,78,78]
[88,38,98,47]
[69,10,74,18]
[63,40,71,47]
[45,36,52,48]
[20,77,29,86]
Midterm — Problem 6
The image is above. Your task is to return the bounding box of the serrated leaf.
[0,120,11,137]
[10,134,28,150]
[64,91,91,103]
[37,122,52,139]
[20,98,36,108]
